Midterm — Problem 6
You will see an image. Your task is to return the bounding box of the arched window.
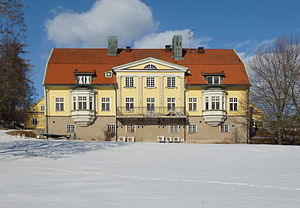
[144,64,157,69]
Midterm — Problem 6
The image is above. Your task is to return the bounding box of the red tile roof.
[44,48,250,85]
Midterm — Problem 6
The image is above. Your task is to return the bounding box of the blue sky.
[24,0,300,99]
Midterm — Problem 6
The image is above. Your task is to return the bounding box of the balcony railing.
[117,107,187,118]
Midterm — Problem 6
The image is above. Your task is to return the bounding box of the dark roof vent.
[165,45,171,52]
[198,47,205,54]
[125,46,131,52]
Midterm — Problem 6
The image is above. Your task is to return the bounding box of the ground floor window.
[126,124,135,133]
[32,118,38,126]
[107,124,116,133]
[220,124,229,133]
[188,124,197,133]
[170,124,179,133]
[66,124,75,133]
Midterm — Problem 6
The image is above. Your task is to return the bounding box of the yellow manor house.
[43,35,250,143]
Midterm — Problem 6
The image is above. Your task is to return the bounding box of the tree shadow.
[0,140,129,160]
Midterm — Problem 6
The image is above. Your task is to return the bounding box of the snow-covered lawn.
[1,130,300,208]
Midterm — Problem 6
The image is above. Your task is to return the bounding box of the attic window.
[74,70,96,85]
[105,71,112,78]
[144,64,157,69]
[206,76,221,85]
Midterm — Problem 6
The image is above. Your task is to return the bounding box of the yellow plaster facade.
[25,98,45,131]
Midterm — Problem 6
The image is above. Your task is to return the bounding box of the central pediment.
[112,57,188,72]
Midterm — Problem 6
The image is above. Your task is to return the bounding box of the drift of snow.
[0,130,300,208]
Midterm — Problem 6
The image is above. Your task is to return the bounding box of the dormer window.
[74,70,96,85]
[77,75,92,84]
[144,64,157,69]
[206,76,221,85]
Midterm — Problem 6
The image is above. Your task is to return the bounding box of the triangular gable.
[112,57,188,72]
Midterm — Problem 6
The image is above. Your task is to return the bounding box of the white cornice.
[112,57,188,72]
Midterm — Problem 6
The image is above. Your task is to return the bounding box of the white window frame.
[188,124,197,134]
[125,97,134,111]
[77,75,92,84]
[211,96,220,110]
[101,97,111,111]
[206,76,221,85]
[229,98,238,111]
[107,124,116,133]
[146,77,155,88]
[188,98,197,111]
[167,77,176,88]
[146,98,155,112]
[220,124,229,133]
[144,64,157,69]
[170,124,179,133]
[125,77,134,88]
[55,97,64,111]
[78,96,87,110]
[167,98,176,111]
[66,124,75,133]
[126,124,136,133]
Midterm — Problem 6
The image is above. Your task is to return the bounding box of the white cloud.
[45,0,159,47]
[134,30,212,48]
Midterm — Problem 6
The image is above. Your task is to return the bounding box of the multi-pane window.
[32,118,38,126]
[125,97,134,111]
[125,77,134,88]
[101,97,110,111]
[188,125,197,133]
[107,124,116,133]
[146,98,155,112]
[40,105,45,112]
[220,124,229,133]
[144,64,157,69]
[167,98,176,111]
[211,96,220,110]
[206,76,221,85]
[189,98,197,111]
[229,98,238,111]
[146,77,155,88]
[55,97,64,111]
[78,96,87,110]
[126,124,135,133]
[167,77,176,88]
[170,124,179,133]
[205,96,209,110]
[66,124,75,133]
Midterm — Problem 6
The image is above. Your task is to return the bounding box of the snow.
[1,130,300,208]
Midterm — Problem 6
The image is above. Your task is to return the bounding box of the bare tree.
[249,37,300,144]
[0,0,34,127]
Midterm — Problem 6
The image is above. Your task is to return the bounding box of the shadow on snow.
[0,139,128,160]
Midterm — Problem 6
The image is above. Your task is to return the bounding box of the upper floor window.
[146,77,155,88]
[55,97,64,111]
[101,97,111,111]
[40,105,45,112]
[206,76,221,85]
[167,98,176,111]
[77,75,92,84]
[167,77,176,88]
[188,98,197,111]
[32,118,38,126]
[144,64,157,69]
[229,98,238,111]
[204,95,225,111]
[125,97,134,111]
[125,77,134,88]
[146,98,155,112]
